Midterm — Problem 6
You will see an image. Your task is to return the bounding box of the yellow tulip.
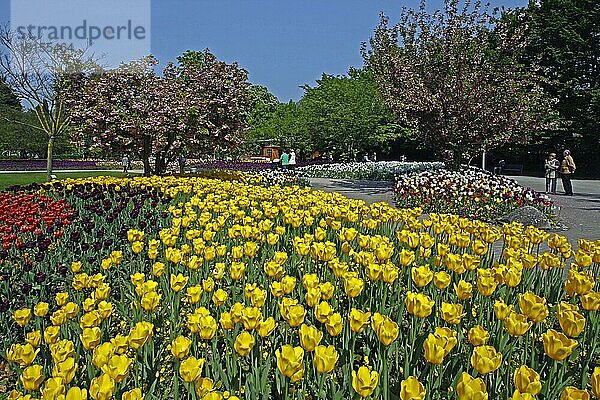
[557,303,586,337]
[372,313,399,346]
[170,273,189,292]
[456,372,488,400]
[349,308,371,333]
[513,365,541,396]
[140,291,161,311]
[286,304,306,328]
[122,388,143,400]
[433,271,451,290]
[92,343,113,369]
[541,329,578,361]
[195,377,215,398]
[519,291,549,322]
[344,276,365,297]
[81,327,102,350]
[440,302,465,325]
[411,264,433,288]
[52,357,77,385]
[50,339,75,365]
[170,336,192,359]
[101,354,133,383]
[580,292,600,311]
[230,262,247,280]
[468,325,490,347]
[560,387,590,400]
[56,292,69,306]
[314,301,333,324]
[241,306,262,331]
[471,345,502,374]
[504,312,532,337]
[313,345,338,374]
[128,321,154,349]
[89,373,115,400]
[406,291,435,318]
[352,365,379,398]
[477,273,498,297]
[257,317,277,337]
[20,364,44,391]
[400,376,426,400]
[590,366,600,399]
[234,331,255,357]
[13,308,32,327]
[65,387,88,400]
[185,285,203,304]
[179,356,205,382]
[455,280,474,300]
[276,345,305,382]
[326,312,344,336]
[41,376,65,399]
[299,324,323,352]
[494,299,513,321]
[34,302,50,317]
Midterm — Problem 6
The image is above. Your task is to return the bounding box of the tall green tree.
[364,0,558,168]
[512,0,599,172]
[247,85,279,128]
[299,68,405,160]
[0,79,48,157]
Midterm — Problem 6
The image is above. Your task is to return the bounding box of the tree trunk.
[46,135,55,181]
[142,136,152,176]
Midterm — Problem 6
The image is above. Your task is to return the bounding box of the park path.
[308,176,600,243]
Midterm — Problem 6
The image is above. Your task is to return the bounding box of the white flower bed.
[295,161,444,180]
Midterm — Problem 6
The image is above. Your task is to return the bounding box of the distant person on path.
[560,149,576,196]
[122,155,129,173]
[288,150,297,168]
[178,155,186,174]
[372,152,377,162]
[280,150,289,169]
[544,152,560,194]
[362,154,371,162]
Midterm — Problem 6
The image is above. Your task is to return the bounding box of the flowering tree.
[363,0,557,168]
[0,26,100,180]
[66,50,250,175]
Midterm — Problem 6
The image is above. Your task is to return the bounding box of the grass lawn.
[0,171,141,191]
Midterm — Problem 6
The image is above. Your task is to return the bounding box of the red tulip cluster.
[0,192,73,254]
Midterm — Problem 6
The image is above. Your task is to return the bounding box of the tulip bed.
[1,173,600,400]
[394,168,555,223]
[295,161,444,181]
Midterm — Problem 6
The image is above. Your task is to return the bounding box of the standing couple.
[545,150,576,195]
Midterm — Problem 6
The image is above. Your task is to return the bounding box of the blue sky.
[1,0,528,101]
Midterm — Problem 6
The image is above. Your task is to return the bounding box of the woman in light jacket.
[544,153,559,194]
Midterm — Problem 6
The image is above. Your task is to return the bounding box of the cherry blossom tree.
[66,50,250,175]
[363,0,558,168]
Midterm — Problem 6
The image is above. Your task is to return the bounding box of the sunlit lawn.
[0,171,141,191]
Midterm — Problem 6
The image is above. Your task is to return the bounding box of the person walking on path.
[560,149,576,196]
[178,155,186,174]
[280,150,289,169]
[288,150,297,168]
[544,152,560,194]
[122,155,129,173]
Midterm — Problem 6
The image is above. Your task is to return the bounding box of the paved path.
[308,176,600,242]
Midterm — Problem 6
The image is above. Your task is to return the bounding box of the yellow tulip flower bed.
[3,175,600,400]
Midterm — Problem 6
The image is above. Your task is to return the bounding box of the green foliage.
[299,69,406,160]
[247,85,279,128]
[508,0,600,174]
[249,69,406,160]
